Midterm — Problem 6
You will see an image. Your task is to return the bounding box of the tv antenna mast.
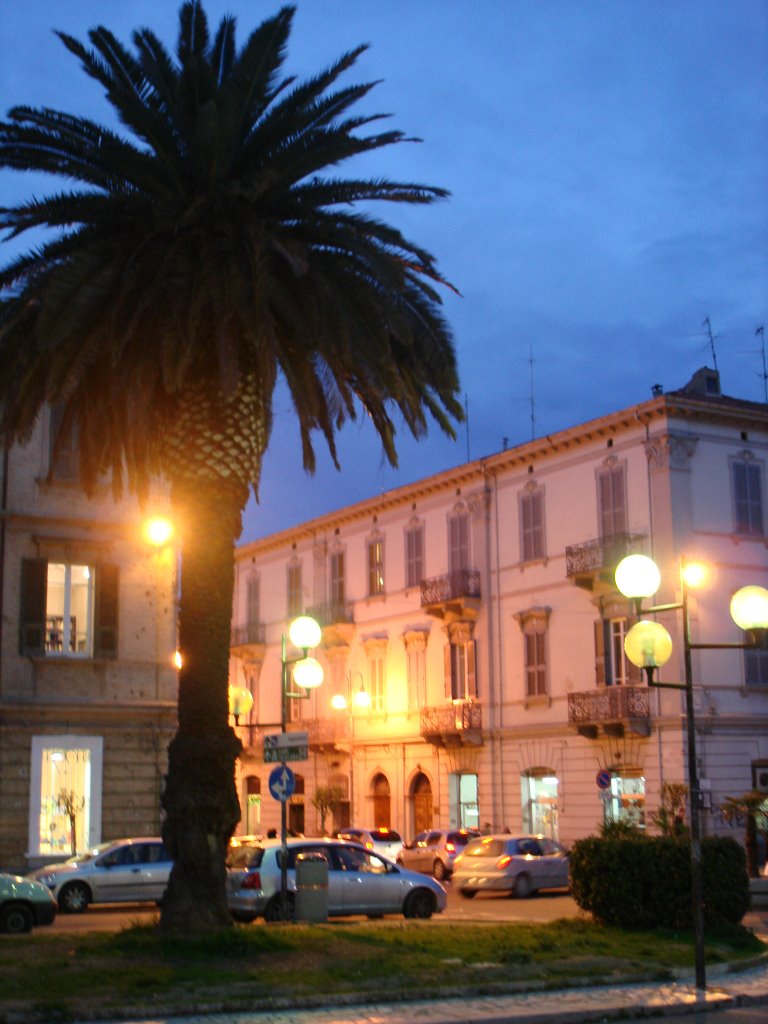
[757,326,767,404]
[703,317,719,371]
[529,342,536,440]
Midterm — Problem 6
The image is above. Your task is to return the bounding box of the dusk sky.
[2,1,766,543]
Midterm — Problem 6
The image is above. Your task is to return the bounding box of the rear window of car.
[373,829,401,842]
[463,838,507,858]
[448,831,475,846]
[227,846,264,870]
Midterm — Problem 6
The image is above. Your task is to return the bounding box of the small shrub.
[570,834,748,929]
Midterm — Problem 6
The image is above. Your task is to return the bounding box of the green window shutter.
[444,643,452,699]
[19,558,47,655]
[594,620,606,685]
[94,564,119,659]
[468,640,477,698]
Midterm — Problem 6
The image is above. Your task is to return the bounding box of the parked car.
[336,827,404,861]
[27,837,172,914]
[397,828,481,880]
[452,834,569,899]
[226,836,445,922]
[0,872,58,933]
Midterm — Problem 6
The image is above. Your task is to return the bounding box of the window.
[368,651,385,712]
[330,550,345,607]
[20,558,118,658]
[732,460,763,536]
[367,536,384,596]
[246,573,260,627]
[48,405,78,481]
[444,623,477,701]
[404,630,428,711]
[521,771,559,839]
[516,607,550,699]
[520,488,545,562]
[28,736,103,858]
[594,617,641,685]
[597,463,627,540]
[405,522,424,588]
[604,770,645,829]
[745,646,768,687]
[287,562,302,618]
[448,772,479,830]
[449,510,470,574]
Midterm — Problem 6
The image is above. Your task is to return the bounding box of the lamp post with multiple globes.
[614,553,768,998]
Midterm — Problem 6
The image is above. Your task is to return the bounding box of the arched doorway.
[244,775,261,835]
[411,772,433,834]
[372,773,391,828]
[288,773,305,835]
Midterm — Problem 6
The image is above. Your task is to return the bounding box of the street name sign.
[263,731,309,763]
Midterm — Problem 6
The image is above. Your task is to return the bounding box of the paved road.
[45,883,578,933]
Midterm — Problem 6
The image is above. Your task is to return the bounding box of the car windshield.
[463,838,507,858]
[66,841,117,863]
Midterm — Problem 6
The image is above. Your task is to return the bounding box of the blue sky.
[2,1,766,541]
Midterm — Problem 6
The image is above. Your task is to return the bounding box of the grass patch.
[0,918,763,1023]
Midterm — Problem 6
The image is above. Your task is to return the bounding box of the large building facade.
[0,406,178,871]
[229,368,768,847]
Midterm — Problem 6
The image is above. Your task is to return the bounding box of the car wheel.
[58,881,90,914]
[433,860,447,881]
[0,903,34,934]
[403,889,436,919]
[264,893,295,922]
[459,888,476,899]
[513,873,532,899]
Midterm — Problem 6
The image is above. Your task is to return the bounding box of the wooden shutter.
[625,615,642,683]
[594,619,607,685]
[94,564,119,659]
[444,644,453,699]
[467,640,477,698]
[19,558,47,655]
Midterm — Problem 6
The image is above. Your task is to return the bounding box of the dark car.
[452,834,570,898]
[397,828,481,880]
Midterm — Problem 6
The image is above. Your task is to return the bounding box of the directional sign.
[263,732,309,763]
[268,764,296,803]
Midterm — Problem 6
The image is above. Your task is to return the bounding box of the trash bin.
[295,852,329,923]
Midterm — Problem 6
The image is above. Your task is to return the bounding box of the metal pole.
[681,564,706,997]
[280,633,288,920]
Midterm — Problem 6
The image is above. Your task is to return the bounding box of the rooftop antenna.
[703,317,719,372]
[529,342,536,440]
[757,326,767,404]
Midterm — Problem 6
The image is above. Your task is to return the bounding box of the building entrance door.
[412,773,433,833]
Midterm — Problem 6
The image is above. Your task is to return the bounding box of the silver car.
[226,837,446,922]
[27,837,172,913]
[452,834,570,899]
[397,828,481,880]
[336,827,404,861]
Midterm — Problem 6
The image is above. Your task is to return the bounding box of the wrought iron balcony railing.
[420,570,481,608]
[567,686,651,725]
[230,622,265,648]
[565,533,647,580]
[420,701,482,737]
[305,602,354,627]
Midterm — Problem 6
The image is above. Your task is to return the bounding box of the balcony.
[305,602,355,646]
[420,570,481,622]
[287,717,350,752]
[230,622,266,660]
[567,686,651,739]
[565,533,647,591]
[420,701,483,747]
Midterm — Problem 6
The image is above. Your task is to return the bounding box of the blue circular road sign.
[268,764,296,802]
[596,769,612,790]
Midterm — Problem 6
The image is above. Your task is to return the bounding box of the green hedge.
[569,835,749,929]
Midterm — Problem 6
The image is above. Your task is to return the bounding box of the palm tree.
[0,2,461,933]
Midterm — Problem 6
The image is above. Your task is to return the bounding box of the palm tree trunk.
[159,476,247,933]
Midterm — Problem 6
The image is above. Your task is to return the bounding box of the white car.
[452,834,570,899]
[0,872,58,933]
[227,837,445,922]
[336,827,404,861]
[27,837,172,913]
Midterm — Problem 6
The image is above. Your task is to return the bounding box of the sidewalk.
[82,911,768,1024]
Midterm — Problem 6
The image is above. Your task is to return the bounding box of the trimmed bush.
[570,834,749,929]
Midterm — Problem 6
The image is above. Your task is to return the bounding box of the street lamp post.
[330,672,370,827]
[615,554,768,998]
[279,615,324,918]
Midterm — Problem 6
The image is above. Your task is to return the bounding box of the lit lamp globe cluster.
[288,615,324,689]
[615,553,768,681]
